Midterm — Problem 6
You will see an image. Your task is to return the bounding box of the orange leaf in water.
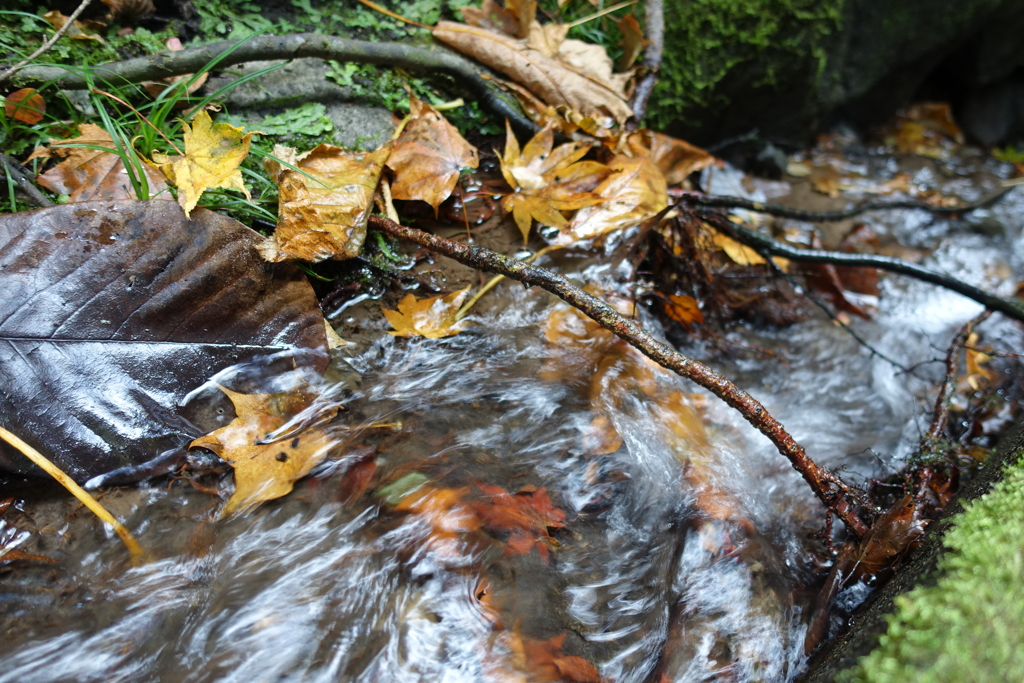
[150,109,259,217]
[386,93,479,213]
[31,123,169,201]
[4,89,45,125]
[499,122,609,241]
[261,141,392,262]
[383,288,470,339]
[188,384,339,517]
[847,495,926,582]
[557,153,667,246]
[522,633,604,683]
[662,294,704,327]
[474,483,565,559]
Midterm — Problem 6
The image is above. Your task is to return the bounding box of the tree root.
[368,214,870,538]
[696,209,1024,324]
[10,33,539,138]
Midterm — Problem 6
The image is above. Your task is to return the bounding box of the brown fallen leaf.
[521,633,604,683]
[4,89,45,125]
[810,166,843,197]
[964,331,994,391]
[459,0,520,36]
[31,123,169,202]
[383,288,470,339]
[614,13,647,71]
[42,10,106,42]
[557,153,667,245]
[433,21,633,123]
[261,141,392,262]
[889,102,964,158]
[150,109,258,217]
[623,129,715,185]
[189,384,339,517]
[499,122,609,240]
[526,22,569,57]
[386,93,479,213]
[101,0,155,21]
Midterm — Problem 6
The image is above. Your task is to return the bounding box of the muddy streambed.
[1,144,1022,682]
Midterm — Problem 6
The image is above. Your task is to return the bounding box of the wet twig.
[926,311,992,444]
[10,33,538,138]
[696,210,1024,324]
[369,215,870,538]
[0,154,53,208]
[675,186,1014,222]
[0,0,93,84]
[627,0,663,124]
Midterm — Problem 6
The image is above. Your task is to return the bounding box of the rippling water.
[1,159,1021,682]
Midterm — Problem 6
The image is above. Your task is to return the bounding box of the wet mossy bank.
[801,417,1024,682]
[650,0,1024,147]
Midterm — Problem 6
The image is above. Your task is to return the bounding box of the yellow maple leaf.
[498,121,609,241]
[383,288,471,339]
[386,93,479,213]
[556,153,667,246]
[188,384,339,517]
[260,141,392,262]
[151,109,258,217]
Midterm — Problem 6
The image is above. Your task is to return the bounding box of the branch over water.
[369,215,870,538]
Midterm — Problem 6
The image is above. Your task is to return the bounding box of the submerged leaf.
[151,110,258,217]
[0,200,327,483]
[383,288,470,339]
[387,94,479,213]
[261,141,392,262]
[189,384,339,517]
[33,123,169,202]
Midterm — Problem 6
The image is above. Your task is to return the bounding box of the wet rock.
[205,58,394,150]
[650,0,1024,147]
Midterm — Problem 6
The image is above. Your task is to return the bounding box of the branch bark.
[697,210,1024,324]
[368,215,870,538]
[628,0,664,124]
[10,33,539,138]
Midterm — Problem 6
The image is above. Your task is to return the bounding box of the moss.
[840,455,1024,682]
[646,0,844,131]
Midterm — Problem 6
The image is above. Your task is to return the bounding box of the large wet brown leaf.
[0,200,327,484]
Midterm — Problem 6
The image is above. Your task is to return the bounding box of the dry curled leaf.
[189,384,339,517]
[31,123,169,202]
[623,129,715,185]
[499,122,609,240]
[261,141,392,262]
[386,93,479,213]
[4,89,45,125]
[433,21,633,124]
[151,110,258,217]
[383,288,470,339]
[558,154,667,246]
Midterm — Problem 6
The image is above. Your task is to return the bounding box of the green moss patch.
[842,455,1024,682]
[647,0,844,131]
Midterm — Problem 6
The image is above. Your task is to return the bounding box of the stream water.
[1,145,1022,682]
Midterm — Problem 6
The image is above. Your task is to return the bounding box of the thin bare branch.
[628,0,663,123]
[369,214,870,538]
[0,0,93,84]
[926,311,992,444]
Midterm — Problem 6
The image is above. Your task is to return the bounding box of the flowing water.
[1,146,1022,682]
